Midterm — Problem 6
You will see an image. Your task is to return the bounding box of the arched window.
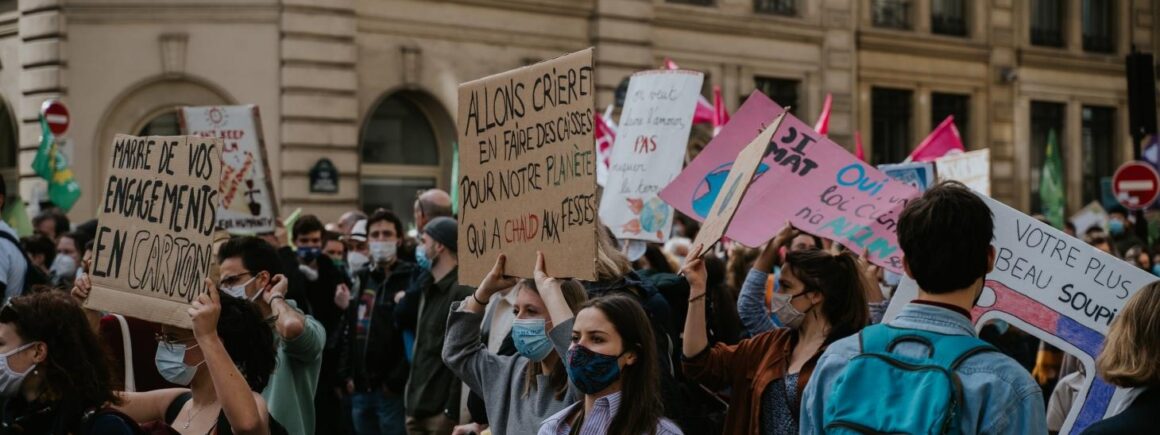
[137,110,181,136]
[360,91,451,232]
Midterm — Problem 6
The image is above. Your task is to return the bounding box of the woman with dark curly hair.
[75,276,283,434]
[0,290,139,434]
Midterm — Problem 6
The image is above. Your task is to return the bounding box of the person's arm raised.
[534,251,574,328]
[69,262,102,333]
[463,254,518,314]
[191,279,269,435]
[681,244,710,358]
[264,274,306,340]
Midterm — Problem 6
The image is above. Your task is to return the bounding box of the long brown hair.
[579,294,664,435]
[521,278,588,400]
[1097,281,1160,387]
[783,249,871,344]
[0,290,120,409]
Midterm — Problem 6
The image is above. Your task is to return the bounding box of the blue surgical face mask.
[511,318,553,362]
[416,245,432,271]
[155,342,204,386]
[1109,219,1125,236]
[566,345,623,395]
[0,343,37,397]
[1151,264,1160,277]
[991,319,1010,335]
[297,246,322,263]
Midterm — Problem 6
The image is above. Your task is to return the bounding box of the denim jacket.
[799,302,1047,435]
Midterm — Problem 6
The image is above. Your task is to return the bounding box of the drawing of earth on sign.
[975,280,1111,434]
[621,197,671,240]
[691,161,771,219]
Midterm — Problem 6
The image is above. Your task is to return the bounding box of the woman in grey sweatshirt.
[442,253,588,435]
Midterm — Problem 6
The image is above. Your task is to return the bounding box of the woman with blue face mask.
[442,253,588,435]
[74,277,286,434]
[0,291,139,434]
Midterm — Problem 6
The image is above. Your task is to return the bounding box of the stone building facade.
[0,0,1155,229]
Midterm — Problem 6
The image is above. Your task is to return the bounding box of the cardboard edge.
[456,47,595,90]
[85,285,194,330]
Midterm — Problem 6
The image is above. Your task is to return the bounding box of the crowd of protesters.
[0,176,1153,435]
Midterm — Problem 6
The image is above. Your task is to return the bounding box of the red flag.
[814,93,832,136]
[855,131,865,161]
[594,107,616,186]
[712,86,729,136]
[908,115,964,162]
[663,58,714,124]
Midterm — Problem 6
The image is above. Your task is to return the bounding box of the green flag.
[450,142,460,216]
[2,196,32,237]
[31,115,80,212]
[1039,129,1065,228]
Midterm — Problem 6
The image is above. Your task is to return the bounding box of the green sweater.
[261,301,325,435]
[405,267,473,419]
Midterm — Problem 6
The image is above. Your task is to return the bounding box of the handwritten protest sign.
[85,135,223,329]
[884,192,1157,434]
[457,48,596,284]
[599,70,703,243]
[879,162,936,192]
[935,149,990,196]
[660,90,920,273]
[179,105,278,234]
[691,112,786,255]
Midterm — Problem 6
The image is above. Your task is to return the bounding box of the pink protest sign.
[659,91,920,273]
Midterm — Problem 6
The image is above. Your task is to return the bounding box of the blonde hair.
[595,227,633,281]
[1097,281,1160,388]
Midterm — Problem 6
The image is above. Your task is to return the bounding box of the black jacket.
[338,261,417,393]
[1081,387,1160,435]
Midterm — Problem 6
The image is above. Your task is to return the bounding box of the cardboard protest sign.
[659,91,920,273]
[691,112,786,255]
[179,105,278,234]
[457,48,597,284]
[599,70,703,243]
[878,162,936,192]
[85,135,223,329]
[1070,201,1108,235]
[935,149,990,196]
[883,192,1158,434]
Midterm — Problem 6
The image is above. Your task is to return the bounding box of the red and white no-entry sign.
[1113,161,1160,210]
[40,99,69,136]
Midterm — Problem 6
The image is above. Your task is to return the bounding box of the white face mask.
[348,251,370,273]
[50,255,77,282]
[770,291,812,329]
[221,276,260,301]
[370,241,397,265]
[0,342,37,397]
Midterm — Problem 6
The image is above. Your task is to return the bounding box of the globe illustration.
[639,197,670,233]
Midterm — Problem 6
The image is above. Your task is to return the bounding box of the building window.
[931,0,967,36]
[137,111,181,136]
[1082,106,1115,205]
[1082,0,1114,53]
[755,0,795,16]
[667,0,714,5]
[754,77,799,116]
[361,92,445,231]
[1031,0,1065,47]
[0,100,15,196]
[871,87,913,165]
[872,0,912,30]
[1030,101,1066,215]
[931,92,970,148]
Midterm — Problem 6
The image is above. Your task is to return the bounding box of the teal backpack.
[822,324,996,434]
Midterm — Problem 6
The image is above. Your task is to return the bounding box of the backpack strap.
[859,324,996,369]
[164,392,193,425]
[113,314,136,392]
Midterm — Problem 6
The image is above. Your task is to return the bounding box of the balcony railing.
[872,1,912,30]
[755,0,795,16]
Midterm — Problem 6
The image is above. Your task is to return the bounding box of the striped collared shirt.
[538,391,683,435]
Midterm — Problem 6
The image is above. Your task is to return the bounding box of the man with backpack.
[800,181,1046,434]
[0,178,31,302]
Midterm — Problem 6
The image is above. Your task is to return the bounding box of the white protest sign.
[179,105,278,234]
[884,192,1157,434]
[1071,201,1108,235]
[599,70,703,243]
[935,148,990,196]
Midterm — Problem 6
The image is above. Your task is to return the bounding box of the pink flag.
[908,116,964,162]
[814,93,832,136]
[712,86,729,136]
[594,107,616,186]
[855,131,865,161]
[664,58,714,124]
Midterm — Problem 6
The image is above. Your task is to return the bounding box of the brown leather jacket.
[682,328,824,435]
